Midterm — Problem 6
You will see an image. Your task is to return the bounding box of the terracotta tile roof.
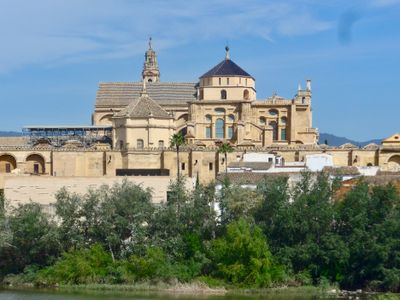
[323,166,360,176]
[115,92,172,119]
[341,175,400,187]
[95,82,197,108]
[216,172,289,185]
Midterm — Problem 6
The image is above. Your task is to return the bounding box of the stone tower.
[142,37,160,83]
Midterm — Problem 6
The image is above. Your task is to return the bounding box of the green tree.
[219,184,263,225]
[210,219,284,287]
[254,172,345,283]
[0,195,12,261]
[0,203,60,276]
[170,132,185,178]
[218,142,234,174]
[54,181,154,259]
[337,182,400,292]
[255,176,290,251]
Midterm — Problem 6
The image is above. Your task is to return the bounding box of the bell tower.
[142,37,160,83]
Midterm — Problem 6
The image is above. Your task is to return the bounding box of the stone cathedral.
[93,41,318,149]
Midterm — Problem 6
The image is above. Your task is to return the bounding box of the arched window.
[228,114,235,122]
[259,117,266,125]
[158,140,164,148]
[228,126,234,139]
[205,127,212,138]
[0,154,17,173]
[137,139,144,149]
[269,121,278,141]
[220,89,227,100]
[269,109,278,116]
[281,128,287,141]
[205,114,212,122]
[26,154,45,174]
[243,89,249,100]
[215,108,225,114]
[216,119,225,139]
[148,79,153,82]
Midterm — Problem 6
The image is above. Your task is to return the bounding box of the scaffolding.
[22,125,113,148]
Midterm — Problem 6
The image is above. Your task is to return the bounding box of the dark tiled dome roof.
[200,58,252,78]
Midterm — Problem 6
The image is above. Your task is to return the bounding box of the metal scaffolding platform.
[22,125,113,147]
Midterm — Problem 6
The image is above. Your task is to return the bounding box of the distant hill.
[319,133,381,147]
[0,131,22,137]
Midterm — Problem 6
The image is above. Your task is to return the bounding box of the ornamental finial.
[225,45,230,60]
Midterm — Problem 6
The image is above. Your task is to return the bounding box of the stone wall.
[3,176,193,208]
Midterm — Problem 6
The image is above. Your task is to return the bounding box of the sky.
[0,0,399,141]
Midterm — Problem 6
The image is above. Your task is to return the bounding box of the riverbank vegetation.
[1,173,400,292]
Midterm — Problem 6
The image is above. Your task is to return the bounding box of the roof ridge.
[212,60,226,75]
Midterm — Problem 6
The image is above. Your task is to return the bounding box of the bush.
[38,244,115,284]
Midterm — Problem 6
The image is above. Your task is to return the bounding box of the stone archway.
[0,154,17,173]
[26,154,45,174]
[387,155,400,171]
[99,114,113,125]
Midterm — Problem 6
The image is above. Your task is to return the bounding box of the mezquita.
[1,40,400,205]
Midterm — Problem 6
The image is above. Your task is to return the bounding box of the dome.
[200,59,253,79]
[200,48,253,79]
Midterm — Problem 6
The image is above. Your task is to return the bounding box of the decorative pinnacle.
[148,37,152,49]
[141,79,147,95]
[225,45,230,60]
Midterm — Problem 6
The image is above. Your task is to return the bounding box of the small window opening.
[221,89,227,99]
[33,163,39,174]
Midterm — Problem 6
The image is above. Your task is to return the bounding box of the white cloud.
[0,0,334,73]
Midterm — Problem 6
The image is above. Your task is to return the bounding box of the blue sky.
[0,0,399,141]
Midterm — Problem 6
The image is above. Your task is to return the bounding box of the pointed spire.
[225,45,230,60]
[142,37,160,82]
